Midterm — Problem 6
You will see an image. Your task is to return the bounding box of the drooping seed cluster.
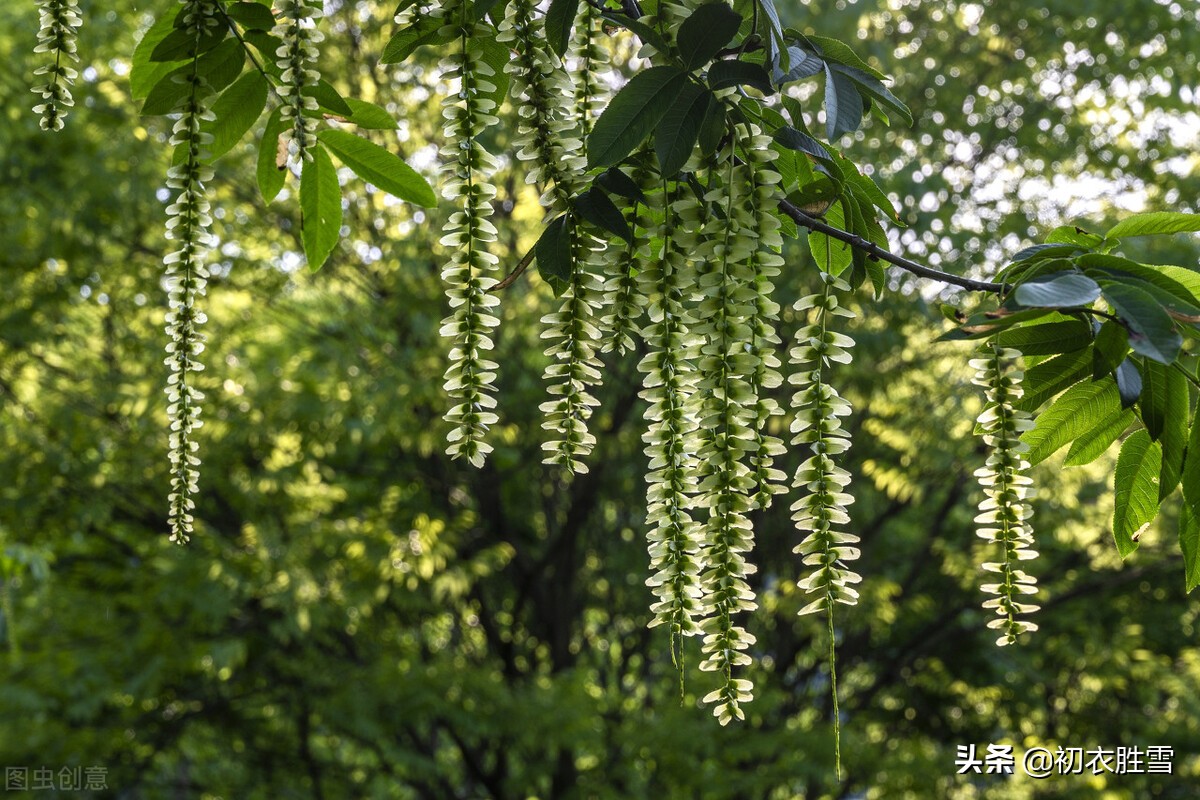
[273,0,324,165]
[740,129,788,511]
[571,1,608,146]
[501,0,604,473]
[789,269,859,773]
[373,0,1034,733]
[790,272,861,618]
[597,171,649,356]
[437,0,503,467]
[971,346,1039,645]
[639,180,705,676]
[688,138,766,725]
[31,0,83,131]
[163,0,220,544]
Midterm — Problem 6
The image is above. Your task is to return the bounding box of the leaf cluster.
[943,213,1200,588]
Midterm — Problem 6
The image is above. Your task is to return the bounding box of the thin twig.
[779,201,1007,294]
[495,244,536,290]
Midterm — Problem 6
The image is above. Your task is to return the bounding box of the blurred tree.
[1,1,1198,798]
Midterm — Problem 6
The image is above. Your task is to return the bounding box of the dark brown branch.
[779,201,1007,294]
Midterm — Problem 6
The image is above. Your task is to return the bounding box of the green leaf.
[1138,360,1188,499]
[1063,407,1134,466]
[1112,429,1162,558]
[536,216,574,296]
[317,130,436,207]
[773,45,824,84]
[994,320,1092,356]
[151,25,226,62]
[131,16,182,100]
[1014,272,1101,308]
[1100,282,1183,365]
[1009,243,1082,264]
[1115,358,1143,408]
[1079,255,1200,315]
[574,189,632,243]
[859,208,889,296]
[677,3,743,70]
[854,81,913,128]
[998,257,1074,289]
[697,92,726,156]
[1092,320,1129,380]
[300,145,342,271]
[595,168,644,202]
[830,63,911,127]
[1046,225,1104,248]
[142,71,195,116]
[307,81,354,118]
[204,71,268,162]
[707,60,773,94]
[475,0,505,21]
[1180,504,1200,593]
[842,191,870,291]
[588,66,687,169]
[1014,349,1090,413]
[224,1,277,30]
[997,245,1084,282]
[773,126,831,161]
[545,0,581,58]
[257,106,287,203]
[242,30,285,79]
[756,0,785,50]
[598,12,671,55]
[807,202,853,276]
[1140,359,1185,441]
[845,170,901,224]
[1181,414,1200,573]
[941,307,1059,342]
[141,39,245,116]
[1020,378,1120,465]
[755,0,785,54]
[380,16,452,64]
[823,64,863,140]
[655,83,709,175]
[477,38,512,112]
[1080,255,1200,304]
[196,38,246,93]
[342,98,397,130]
[809,35,886,79]
[1107,212,1200,240]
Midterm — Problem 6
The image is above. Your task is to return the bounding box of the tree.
[5,0,1200,795]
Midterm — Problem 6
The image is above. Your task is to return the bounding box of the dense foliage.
[3,0,1200,796]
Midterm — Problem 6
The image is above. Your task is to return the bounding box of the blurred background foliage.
[1,0,1199,797]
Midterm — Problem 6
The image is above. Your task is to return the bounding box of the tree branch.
[778,201,1007,294]
[589,2,1009,297]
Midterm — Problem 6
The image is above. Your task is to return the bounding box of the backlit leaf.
[677,3,742,70]
[1107,212,1200,239]
[1014,272,1101,308]
[300,145,343,271]
[1021,378,1120,465]
[317,130,436,207]
[1101,282,1182,365]
[536,215,573,296]
[1112,430,1161,558]
[588,67,687,168]
[655,83,709,175]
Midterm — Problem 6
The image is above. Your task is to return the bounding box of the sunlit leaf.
[300,144,342,271]
[1112,430,1161,558]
